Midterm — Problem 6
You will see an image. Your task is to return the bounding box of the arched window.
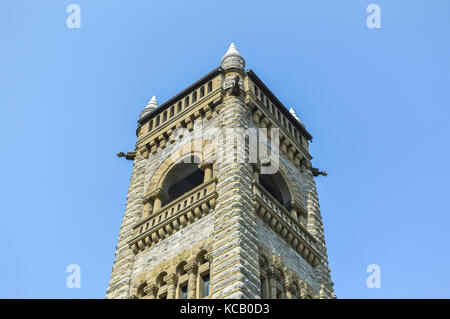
[197,251,211,298]
[161,159,205,206]
[155,272,167,299]
[176,261,188,299]
[137,282,148,299]
[259,171,291,210]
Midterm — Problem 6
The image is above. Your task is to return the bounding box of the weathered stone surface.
[106,43,335,299]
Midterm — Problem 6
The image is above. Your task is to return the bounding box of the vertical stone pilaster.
[106,153,146,299]
[210,60,261,298]
[301,163,335,299]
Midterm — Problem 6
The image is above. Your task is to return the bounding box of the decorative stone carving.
[143,284,158,299]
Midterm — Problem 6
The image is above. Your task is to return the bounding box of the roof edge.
[246,69,313,141]
[137,67,223,125]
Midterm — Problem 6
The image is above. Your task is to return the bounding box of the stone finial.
[289,107,305,127]
[140,95,158,119]
[220,43,245,70]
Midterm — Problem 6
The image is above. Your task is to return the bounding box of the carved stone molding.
[143,284,158,298]
[183,262,198,274]
[164,273,179,286]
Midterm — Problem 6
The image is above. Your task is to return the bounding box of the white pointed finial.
[290,107,305,127]
[221,42,245,70]
[140,95,158,118]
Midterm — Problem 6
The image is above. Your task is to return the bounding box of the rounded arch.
[196,249,209,265]
[254,141,303,205]
[136,281,148,298]
[259,170,291,208]
[155,271,168,287]
[176,261,187,277]
[145,139,211,197]
[160,158,204,206]
[253,142,303,205]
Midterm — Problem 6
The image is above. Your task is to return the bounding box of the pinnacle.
[140,95,158,118]
[221,42,245,70]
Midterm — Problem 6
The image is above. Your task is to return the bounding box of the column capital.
[143,284,158,297]
[146,187,166,200]
[291,199,305,212]
[204,252,213,263]
[183,262,198,274]
[285,281,297,294]
[164,273,178,286]
[198,160,213,171]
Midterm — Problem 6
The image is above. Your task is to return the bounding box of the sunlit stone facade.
[106,44,335,299]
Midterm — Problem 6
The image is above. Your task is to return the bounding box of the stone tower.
[106,44,335,299]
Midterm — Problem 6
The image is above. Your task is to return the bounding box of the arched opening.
[176,261,188,299]
[161,159,205,206]
[137,282,148,299]
[197,250,210,298]
[259,171,291,209]
[155,271,167,299]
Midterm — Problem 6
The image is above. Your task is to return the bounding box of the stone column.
[199,162,213,182]
[268,267,281,299]
[149,188,164,213]
[141,199,152,219]
[164,274,178,299]
[144,284,158,299]
[291,199,304,225]
[290,207,298,223]
[184,262,198,299]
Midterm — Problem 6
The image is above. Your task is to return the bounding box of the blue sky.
[1,0,449,298]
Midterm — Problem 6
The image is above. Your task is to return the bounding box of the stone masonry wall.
[210,85,261,299]
[106,113,218,298]
[106,153,146,299]
[301,167,335,298]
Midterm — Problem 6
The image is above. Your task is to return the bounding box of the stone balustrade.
[252,107,311,169]
[129,178,218,254]
[252,182,321,268]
